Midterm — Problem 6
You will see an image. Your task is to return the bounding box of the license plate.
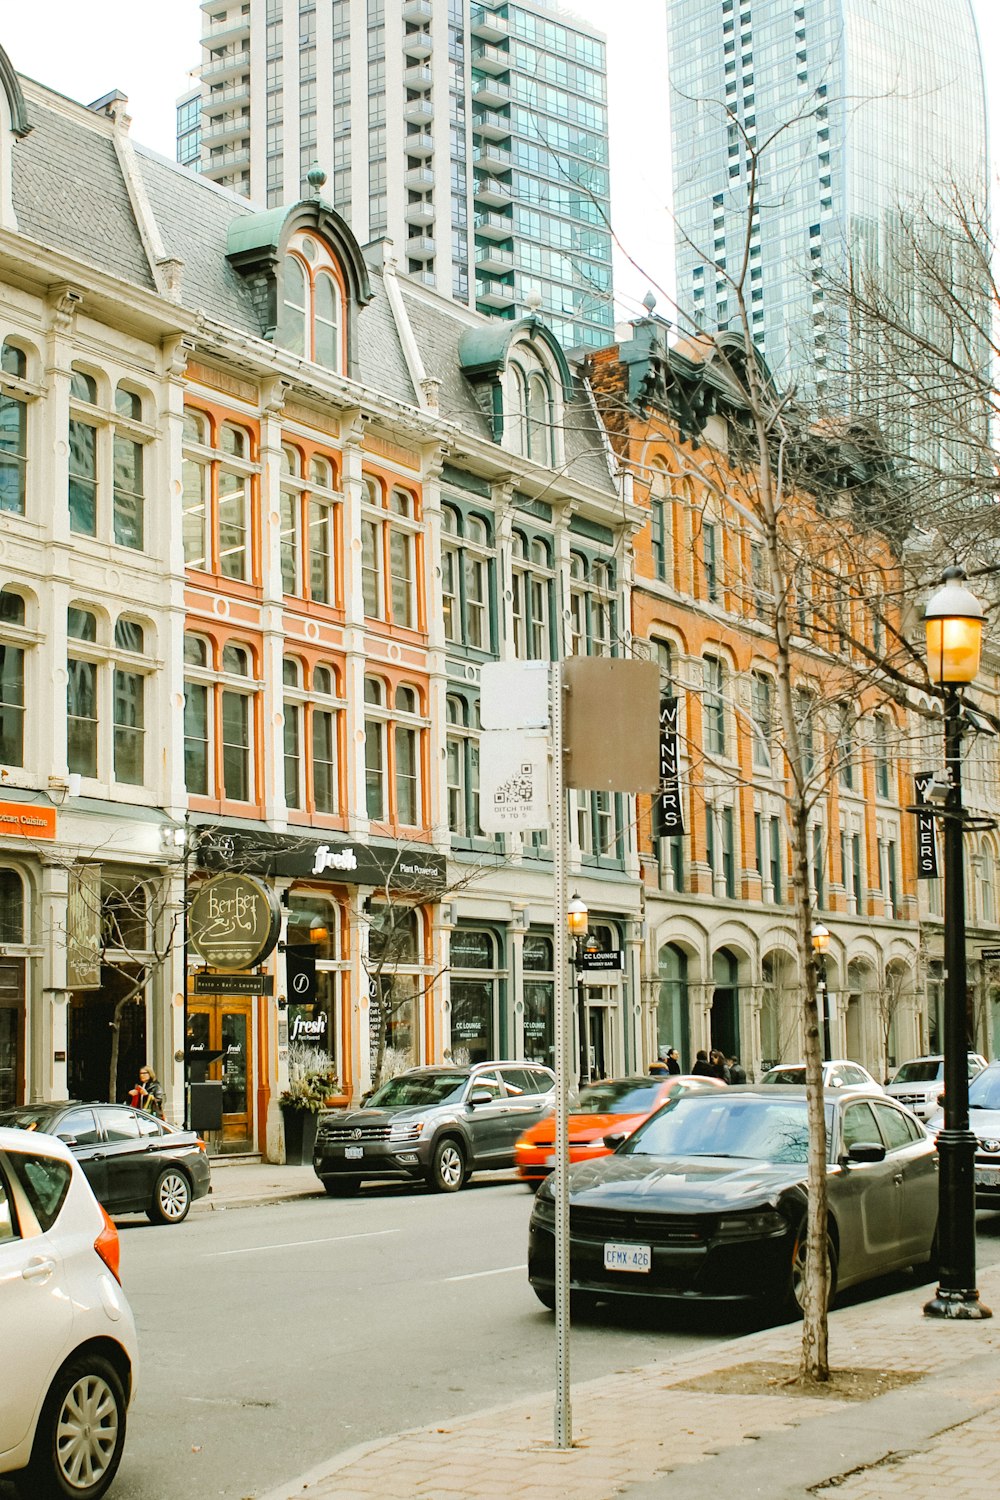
[344,1146,363,1160]
[604,1242,651,1273]
[975,1166,1000,1186]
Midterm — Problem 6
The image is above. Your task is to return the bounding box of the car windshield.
[574,1081,662,1115]
[624,1093,833,1165]
[762,1067,804,1085]
[364,1073,468,1108]
[893,1061,942,1084]
[0,1107,58,1132]
[969,1069,1000,1111]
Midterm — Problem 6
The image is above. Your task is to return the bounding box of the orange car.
[514,1073,727,1187]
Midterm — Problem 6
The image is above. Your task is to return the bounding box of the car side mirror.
[468,1088,494,1106]
[846,1141,886,1165]
[603,1131,626,1151]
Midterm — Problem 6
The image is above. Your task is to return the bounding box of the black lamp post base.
[923,1287,993,1320]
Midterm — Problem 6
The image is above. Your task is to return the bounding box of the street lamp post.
[923,565,991,1320]
[568,893,589,1086]
[812,922,831,1060]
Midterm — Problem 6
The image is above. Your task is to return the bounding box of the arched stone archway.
[760,950,800,1069]
[656,942,691,1071]
[711,948,740,1060]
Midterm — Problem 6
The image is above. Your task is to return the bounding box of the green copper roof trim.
[457,315,573,397]
[1,48,32,137]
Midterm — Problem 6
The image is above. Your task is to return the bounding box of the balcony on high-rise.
[200,12,251,50]
[470,5,509,44]
[475,243,515,276]
[473,142,512,173]
[474,209,514,241]
[201,113,251,148]
[471,44,510,76]
[474,176,513,208]
[404,131,436,159]
[475,276,516,309]
[405,199,436,227]
[201,49,251,84]
[402,0,433,22]
[402,28,433,61]
[405,165,436,192]
[406,235,437,261]
[472,109,512,142]
[472,77,511,110]
[404,96,435,126]
[404,64,435,91]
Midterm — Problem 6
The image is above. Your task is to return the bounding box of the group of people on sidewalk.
[649,1048,747,1084]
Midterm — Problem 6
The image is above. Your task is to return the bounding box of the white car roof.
[0,1125,74,1160]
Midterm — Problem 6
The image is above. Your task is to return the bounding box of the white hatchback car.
[0,1126,139,1499]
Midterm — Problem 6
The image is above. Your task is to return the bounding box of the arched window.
[711,948,740,1060]
[0,341,28,515]
[657,943,689,1068]
[280,235,345,372]
[527,373,551,463]
[509,365,528,455]
[0,588,26,767]
[0,869,24,944]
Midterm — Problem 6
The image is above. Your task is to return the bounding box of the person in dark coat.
[648,1059,670,1076]
[709,1050,731,1083]
[664,1047,681,1075]
[691,1049,714,1077]
[728,1056,747,1084]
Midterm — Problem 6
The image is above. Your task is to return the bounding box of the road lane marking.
[209,1229,401,1257]
[444,1264,527,1282]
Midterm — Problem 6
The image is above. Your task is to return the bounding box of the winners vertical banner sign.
[913,772,939,880]
[654,695,685,838]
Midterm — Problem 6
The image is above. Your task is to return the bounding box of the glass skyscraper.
[180,0,613,348]
[668,0,988,397]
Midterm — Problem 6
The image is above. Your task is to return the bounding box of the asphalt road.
[8,1183,1000,1500]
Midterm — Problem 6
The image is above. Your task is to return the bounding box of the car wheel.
[323,1178,361,1197]
[427,1137,465,1193]
[786,1226,838,1319]
[23,1355,127,1500]
[147,1167,192,1225]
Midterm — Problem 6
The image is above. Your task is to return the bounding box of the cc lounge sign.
[188,873,281,972]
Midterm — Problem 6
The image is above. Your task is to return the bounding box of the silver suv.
[886,1053,987,1120]
[313,1062,556,1196]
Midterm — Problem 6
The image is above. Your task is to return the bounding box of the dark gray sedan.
[528,1086,938,1317]
[314,1062,555,1195]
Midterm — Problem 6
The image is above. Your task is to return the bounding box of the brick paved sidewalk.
[259,1264,1000,1500]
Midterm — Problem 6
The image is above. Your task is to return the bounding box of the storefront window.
[523,932,554,1066]
[286,895,340,1076]
[450,926,498,1066]
[0,871,24,945]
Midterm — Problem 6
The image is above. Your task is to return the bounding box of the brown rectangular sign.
[563,657,660,793]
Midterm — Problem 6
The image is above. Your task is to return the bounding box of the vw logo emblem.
[351,1128,363,1140]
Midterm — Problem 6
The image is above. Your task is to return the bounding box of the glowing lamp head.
[812,922,830,956]
[567,893,589,939]
[924,566,984,686]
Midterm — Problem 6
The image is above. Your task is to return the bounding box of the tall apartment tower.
[668,0,988,396]
[182,0,614,349]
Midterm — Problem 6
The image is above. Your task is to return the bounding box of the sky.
[0,1,995,326]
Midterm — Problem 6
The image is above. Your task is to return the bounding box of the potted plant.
[280,1045,338,1165]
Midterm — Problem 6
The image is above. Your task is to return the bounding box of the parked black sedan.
[0,1101,212,1224]
[528,1086,938,1317]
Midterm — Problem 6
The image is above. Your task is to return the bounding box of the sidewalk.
[193,1158,322,1212]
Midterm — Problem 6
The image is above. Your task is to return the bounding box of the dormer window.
[282,232,345,372]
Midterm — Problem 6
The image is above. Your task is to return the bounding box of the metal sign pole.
[551,661,572,1449]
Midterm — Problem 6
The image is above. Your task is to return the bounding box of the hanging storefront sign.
[653,695,685,838]
[285,945,318,1004]
[188,873,281,972]
[913,771,939,880]
[195,827,447,896]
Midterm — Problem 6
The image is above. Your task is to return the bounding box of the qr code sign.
[494,762,534,807]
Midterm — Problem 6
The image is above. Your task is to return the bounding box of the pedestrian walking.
[664,1047,681,1075]
[709,1050,731,1083]
[126,1064,164,1118]
[691,1049,715,1077]
[727,1056,747,1084]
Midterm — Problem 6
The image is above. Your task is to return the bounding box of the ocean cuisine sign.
[188,873,282,971]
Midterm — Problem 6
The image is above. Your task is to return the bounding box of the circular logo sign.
[188,874,281,972]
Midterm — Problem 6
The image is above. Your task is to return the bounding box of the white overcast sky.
[1,1,996,324]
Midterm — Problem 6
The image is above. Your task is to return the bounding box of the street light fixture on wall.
[923,565,990,1320]
[811,922,831,1060]
[567,893,589,1086]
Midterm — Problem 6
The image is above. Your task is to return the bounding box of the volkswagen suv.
[313,1062,555,1195]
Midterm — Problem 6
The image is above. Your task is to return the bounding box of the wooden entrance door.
[187,995,253,1149]
[0,960,24,1109]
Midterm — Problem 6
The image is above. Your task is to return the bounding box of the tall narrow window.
[68,369,98,537]
[873,714,891,798]
[279,446,301,595]
[0,589,26,766]
[182,411,209,570]
[283,657,303,809]
[112,386,144,550]
[183,635,210,796]
[311,663,341,814]
[751,672,772,770]
[389,489,415,628]
[0,342,28,515]
[394,684,420,826]
[703,655,726,757]
[218,425,250,581]
[221,644,253,802]
[703,521,719,602]
[837,702,855,790]
[67,606,98,778]
[113,618,145,786]
[649,462,671,585]
[364,677,387,821]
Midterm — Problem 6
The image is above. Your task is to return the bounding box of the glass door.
[187,995,253,1150]
[0,960,24,1109]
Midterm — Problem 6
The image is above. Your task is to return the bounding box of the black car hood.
[565,1153,806,1210]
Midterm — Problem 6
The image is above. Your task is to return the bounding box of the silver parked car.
[927,1060,1000,1209]
[313,1062,556,1195]
[886,1053,987,1121]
